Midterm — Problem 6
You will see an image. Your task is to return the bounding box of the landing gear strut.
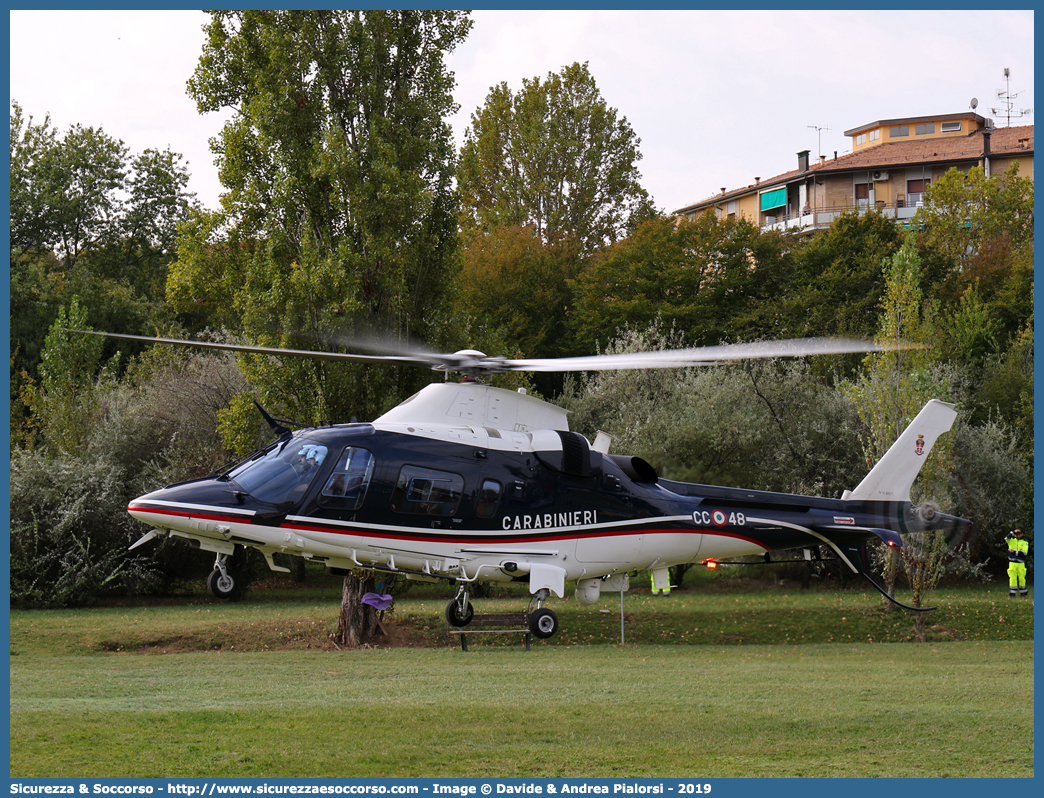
[207,552,240,600]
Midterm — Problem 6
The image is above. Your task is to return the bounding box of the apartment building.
[673,112,1034,233]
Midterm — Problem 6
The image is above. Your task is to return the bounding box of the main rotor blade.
[73,331,438,368]
[74,331,902,376]
[497,337,906,372]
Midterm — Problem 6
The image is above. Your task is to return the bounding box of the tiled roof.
[674,124,1033,214]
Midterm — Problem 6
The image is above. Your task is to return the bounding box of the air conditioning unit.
[872,170,889,181]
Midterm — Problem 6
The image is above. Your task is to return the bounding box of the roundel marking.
[712,509,727,527]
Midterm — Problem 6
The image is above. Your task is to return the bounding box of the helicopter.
[83,331,965,639]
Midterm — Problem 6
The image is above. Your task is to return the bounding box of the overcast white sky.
[10,9,1035,215]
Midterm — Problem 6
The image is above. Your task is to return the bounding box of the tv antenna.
[808,125,830,158]
[990,67,1032,126]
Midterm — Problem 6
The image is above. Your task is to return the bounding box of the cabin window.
[392,465,464,516]
[319,446,374,510]
[475,479,502,518]
[227,439,329,505]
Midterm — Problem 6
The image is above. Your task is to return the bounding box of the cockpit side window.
[475,479,502,519]
[392,465,464,516]
[319,446,375,511]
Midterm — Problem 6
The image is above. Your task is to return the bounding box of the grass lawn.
[9,578,1034,778]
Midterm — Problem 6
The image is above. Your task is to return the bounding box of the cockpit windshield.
[227,439,328,505]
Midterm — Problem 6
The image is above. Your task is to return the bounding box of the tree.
[10,102,195,435]
[781,211,903,341]
[915,164,1033,274]
[10,102,59,257]
[178,10,472,646]
[560,322,864,497]
[12,338,249,607]
[844,235,953,608]
[454,223,581,360]
[174,10,471,427]
[570,212,791,354]
[458,61,652,254]
[18,298,114,455]
[9,104,128,269]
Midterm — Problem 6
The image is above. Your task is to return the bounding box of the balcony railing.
[760,201,921,233]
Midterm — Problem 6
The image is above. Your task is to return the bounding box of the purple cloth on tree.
[361,592,394,611]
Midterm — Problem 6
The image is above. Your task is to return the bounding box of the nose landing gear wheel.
[207,567,239,600]
[528,607,559,639]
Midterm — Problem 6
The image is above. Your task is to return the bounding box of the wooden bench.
[448,613,532,651]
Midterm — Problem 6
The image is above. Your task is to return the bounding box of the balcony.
[760,201,921,233]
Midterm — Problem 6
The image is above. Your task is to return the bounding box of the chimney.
[754,177,760,185]
[797,149,810,173]
[833,151,838,162]
[982,129,992,158]
[721,187,726,195]
[820,155,826,166]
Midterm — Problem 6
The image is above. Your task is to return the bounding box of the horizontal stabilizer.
[844,399,957,502]
[813,525,903,549]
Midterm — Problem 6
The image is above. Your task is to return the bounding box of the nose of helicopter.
[127,476,255,532]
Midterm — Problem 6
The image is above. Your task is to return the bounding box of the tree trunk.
[913,611,927,643]
[333,571,379,648]
[291,555,306,584]
[882,545,900,612]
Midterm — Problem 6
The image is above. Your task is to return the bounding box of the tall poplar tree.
[455,61,651,365]
[172,10,471,428]
[174,10,472,646]
[458,61,651,254]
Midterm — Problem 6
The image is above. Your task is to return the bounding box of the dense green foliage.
[8,22,1033,607]
[10,102,194,427]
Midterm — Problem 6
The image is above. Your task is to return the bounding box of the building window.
[915,123,935,136]
[855,182,872,208]
[856,133,867,145]
[890,125,909,138]
[907,178,930,205]
[941,121,962,132]
[869,129,880,142]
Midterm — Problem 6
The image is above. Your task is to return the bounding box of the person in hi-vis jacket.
[1005,529,1029,598]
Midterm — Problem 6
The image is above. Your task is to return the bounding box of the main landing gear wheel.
[445,598,475,627]
[528,607,559,639]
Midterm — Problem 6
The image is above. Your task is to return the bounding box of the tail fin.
[842,399,957,502]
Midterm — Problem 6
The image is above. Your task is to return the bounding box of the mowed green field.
[9,583,1034,778]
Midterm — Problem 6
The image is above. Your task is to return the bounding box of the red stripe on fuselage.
[129,502,768,549]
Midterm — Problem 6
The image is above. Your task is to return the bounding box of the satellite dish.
[970,97,978,109]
